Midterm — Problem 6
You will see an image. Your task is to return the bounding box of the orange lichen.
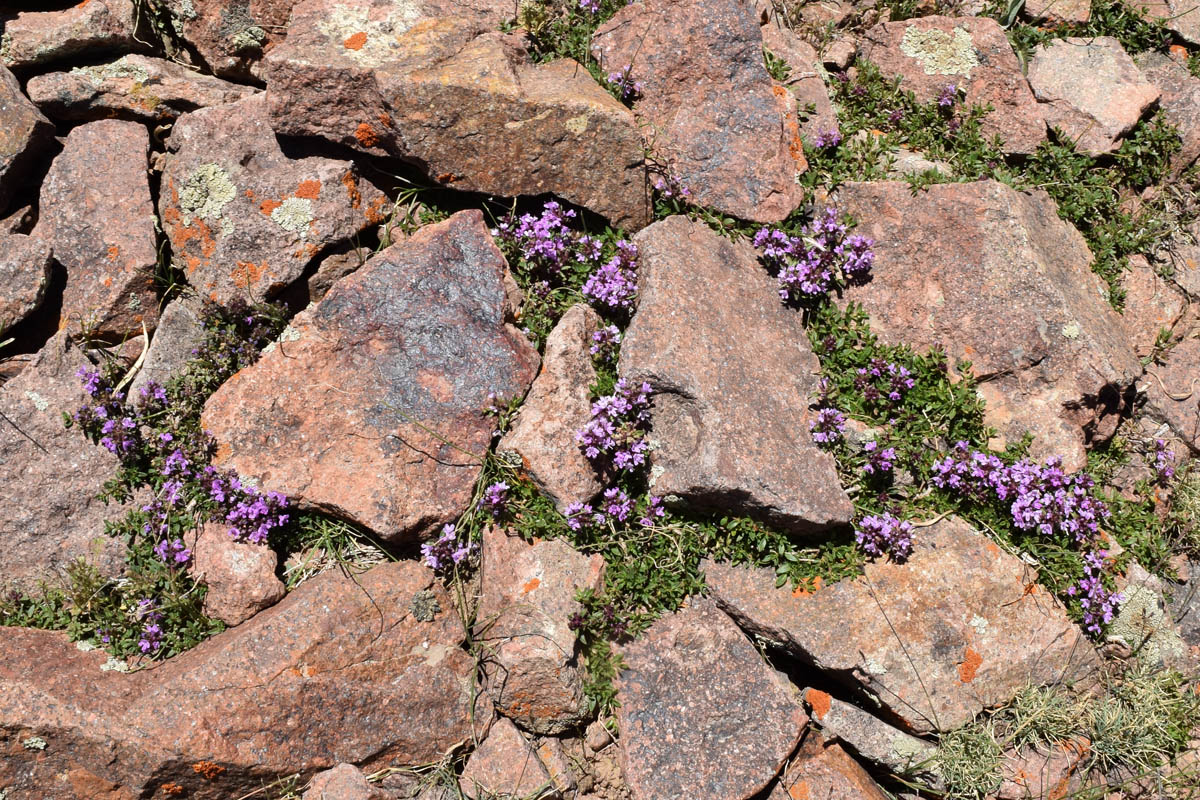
[365,195,388,224]
[522,577,540,594]
[160,784,184,796]
[788,780,811,800]
[958,646,982,683]
[192,761,225,780]
[295,179,321,200]
[106,244,120,262]
[354,122,381,148]
[805,688,831,720]
[231,261,267,290]
[341,170,363,209]
[343,31,368,50]
[259,198,282,216]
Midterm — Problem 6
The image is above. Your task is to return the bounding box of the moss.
[410,589,440,622]
[179,164,237,224]
[900,26,980,76]
[270,197,315,234]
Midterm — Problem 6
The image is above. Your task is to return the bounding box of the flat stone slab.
[704,516,1101,733]
[458,718,554,800]
[618,215,852,533]
[770,734,890,800]
[1027,37,1160,156]
[834,180,1142,470]
[203,211,539,542]
[616,598,808,800]
[1142,335,1200,453]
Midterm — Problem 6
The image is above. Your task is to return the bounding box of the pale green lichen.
[22,737,46,751]
[270,197,314,233]
[316,2,423,67]
[900,26,979,77]
[24,391,48,412]
[179,164,236,224]
[0,32,14,65]
[230,25,267,53]
[99,656,129,672]
[70,56,151,86]
[410,589,440,622]
[1061,320,1081,339]
[1108,582,1185,668]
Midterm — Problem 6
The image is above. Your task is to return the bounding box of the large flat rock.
[618,215,852,533]
[704,516,1100,733]
[203,211,539,542]
[1141,335,1200,453]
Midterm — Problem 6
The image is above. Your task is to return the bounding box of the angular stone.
[1141,335,1200,452]
[618,215,852,533]
[475,526,604,734]
[160,93,389,304]
[0,0,141,70]
[458,718,555,800]
[592,0,805,222]
[303,763,378,800]
[857,16,1047,155]
[164,0,299,79]
[128,295,207,400]
[772,734,890,800]
[704,516,1101,734]
[0,65,54,215]
[35,118,159,338]
[1109,561,1190,671]
[761,21,839,147]
[0,332,129,591]
[0,561,489,798]
[0,232,51,337]
[1136,51,1200,176]
[997,738,1089,800]
[1024,0,1090,23]
[1027,37,1160,156]
[535,737,579,795]
[500,304,604,513]
[1137,0,1200,46]
[835,180,1142,470]
[1121,255,1186,359]
[203,211,539,542]
[191,521,285,626]
[616,599,808,800]
[266,2,648,230]
[26,54,258,123]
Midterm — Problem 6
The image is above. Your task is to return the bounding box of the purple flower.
[153,537,192,565]
[753,208,874,302]
[863,441,897,475]
[601,487,633,522]
[1066,549,1123,635]
[937,84,957,107]
[492,201,581,274]
[421,523,475,571]
[590,325,621,361]
[576,379,652,474]
[582,240,638,313]
[855,513,913,560]
[76,366,103,397]
[810,407,846,445]
[1152,439,1175,483]
[813,128,842,148]
[639,495,667,527]
[651,172,691,201]
[854,359,914,406]
[565,501,597,531]
[580,0,600,11]
[479,481,509,518]
[606,65,644,102]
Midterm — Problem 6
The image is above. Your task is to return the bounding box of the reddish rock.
[618,215,852,533]
[704,517,1101,734]
[834,180,1142,470]
[458,718,555,799]
[0,65,55,215]
[761,21,839,147]
[304,763,380,799]
[997,737,1090,800]
[1024,0,1090,22]
[1164,220,1200,299]
[1138,0,1200,46]
[475,526,604,734]
[191,521,285,626]
[128,294,207,400]
[306,247,366,303]
[35,119,159,338]
[0,0,141,70]
[772,734,890,800]
[535,737,579,795]
[164,0,299,79]
[857,16,1047,155]
[616,599,808,800]
[1136,51,1200,177]
[0,332,130,591]
[500,304,604,512]
[203,211,539,542]
[1121,255,1186,359]
[160,93,388,304]
[1140,335,1200,452]
[1027,37,1160,156]
[0,561,489,798]
[592,0,805,223]
[266,1,648,231]
[26,54,258,123]
[0,232,51,336]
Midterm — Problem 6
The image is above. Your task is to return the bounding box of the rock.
[128,295,207,400]
[1141,334,1200,453]
[835,180,1142,470]
[0,0,141,70]
[475,527,604,734]
[160,93,389,304]
[191,521,286,626]
[618,215,852,532]
[1109,561,1190,671]
[500,304,604,513]
[1027,37,1160,156]
[1164,220,1200,298]
[592,0,806,222]
[760,22,839,147]
[306,247,366,304]
[304,763,379,800]
[0,332,129,591]
[1137,0,1200,46]
[0,232,51,336]
[801,688,940,786]
[996,737,1089,800]
[35,118,159,338]
[823,38,858,71]
[164,0,298,80]
[0,561,489,798]
[771,734,890,800]
[0,65,55,215]
[458,718,555,799]
[1121,255,1186,359]
[704,516,1101,734]
[888,147,952,178]
[857,16,1046,155]
[1024,0,1091,23]
[616,599,808,800]
[1169,561,1200,668]
[535,737,579,795]
[1136,51,1200,177]
[1,203,33,234]
[26,54,258,123]
[266,2,648,231]
[202,211,539,542]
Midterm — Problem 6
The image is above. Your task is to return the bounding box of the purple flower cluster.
[651,172,691,201]
[564,488,648,532]
[855,513,914,560]
[582,240,638,312]
[639,495,667,527]
[854,358,915,407]
[207,471,290,545]
[153,538,192,565]
[576,378,652,472]
[479,481,509,518]
[752,208,874,302]
[810,407,846,445]
[1152,439,1176,483]
[606,65,644,102]
[1067,549,1124,635]
[579,0,600,12]
[813,128,842,148]
[491,201,597,274]
[421,524,475,571]
[74,367,141,457]
[136,598,163,654]
[863,441,897,475]
[590,325,621,361]
[937,84,957,108]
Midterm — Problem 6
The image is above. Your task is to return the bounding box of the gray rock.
[0,66,55,216]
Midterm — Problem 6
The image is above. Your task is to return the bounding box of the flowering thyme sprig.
[753,208,874,302]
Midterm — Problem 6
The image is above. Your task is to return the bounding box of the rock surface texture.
[1136,51,1200,176]
[619,215,853,532]
[458,718,555,799]
[835,180,1142,470]
[0,232,51,336]
[203,211,539,542]
[705,516,1100,733]
[592,0,806,222]
[191,521,286,626]
[164,0,299,79]
[1143,336,1200,452]
[0,0,141,70]
[771,734,891,800]
[0,66,54,213]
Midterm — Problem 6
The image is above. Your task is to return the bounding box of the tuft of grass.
[936,719,1005,799]
[274,514,393,591]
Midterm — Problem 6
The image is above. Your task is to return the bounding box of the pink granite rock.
[1136,50,1200,177]
[770,734,890,800]
[0,0,141,70]
[761,20,840,146]
[0,66,55,215]
[192,521,285,626]
[1121,255,1186,359]
[163,0,299,79]
[458,718,555,799]
[1024,0,1091,23]
[0,232,51,337]
[1137,0,1200,46]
